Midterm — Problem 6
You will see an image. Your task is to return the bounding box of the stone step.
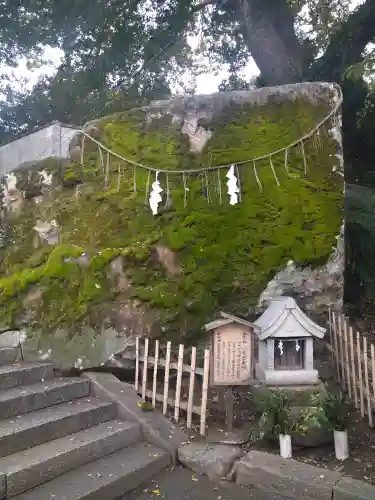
[0,397,117,457]
[0,420,142,497]
[0,363,54,391]
[11,442,170,500]
[0,378,90,420]
[0,349,19,366]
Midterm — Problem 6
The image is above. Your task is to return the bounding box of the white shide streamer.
[278,340,283,355]
[149,171,163,215]
[226,165,239,205]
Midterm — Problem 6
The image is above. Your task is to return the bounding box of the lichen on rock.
[0,83,343,368]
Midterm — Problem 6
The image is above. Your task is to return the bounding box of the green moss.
[0,94,343,342]
[61,164,83,187]
[0,244,131,331]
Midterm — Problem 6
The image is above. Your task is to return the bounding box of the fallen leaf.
[151,489,161,496]
[192,476,198,482]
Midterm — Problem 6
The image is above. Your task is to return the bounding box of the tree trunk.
[311,0,375,82]
[234,0,375,86]
[234,0,305,85]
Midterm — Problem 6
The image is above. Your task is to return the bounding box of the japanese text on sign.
[212,327,252,385]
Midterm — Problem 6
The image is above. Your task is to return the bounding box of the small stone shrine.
[253,296,326,386]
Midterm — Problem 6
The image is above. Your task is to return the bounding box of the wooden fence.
[134,337,211,435]
[328,309,375,428]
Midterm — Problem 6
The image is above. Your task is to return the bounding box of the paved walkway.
[126,466,286,500]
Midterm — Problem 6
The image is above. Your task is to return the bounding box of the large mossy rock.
[0,83,343,369]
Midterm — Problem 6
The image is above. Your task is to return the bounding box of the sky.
[186,33,259,93]
[195,59,259,94]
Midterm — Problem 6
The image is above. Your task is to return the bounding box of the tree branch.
[311,0,375,81]
[191,0,218,13]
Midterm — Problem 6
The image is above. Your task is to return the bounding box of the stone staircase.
[0,348,170,499]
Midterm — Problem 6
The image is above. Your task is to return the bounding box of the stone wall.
[0,123,80,176]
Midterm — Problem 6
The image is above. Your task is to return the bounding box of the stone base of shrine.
[256,367,320,386]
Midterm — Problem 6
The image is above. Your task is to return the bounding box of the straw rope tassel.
[217,169,222,204]
[144,171,151,205]
[165,172,171,209]
[98,146,104,172]
[284,148,291,177]
[80,135,85,165]
[269,157,280,186]
[199,173,204,198]
[253,162,263,192]
[105,151,110,190]
[116,162,122,192]
[316,130,322,152]
[205,171,211,203]
[235,165,242,202]
[284,148,297,178]
[312,131,319,153]
[300,141,308,175]
[183,173,188,207]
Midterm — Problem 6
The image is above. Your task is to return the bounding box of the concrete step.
[0,378,90,420]
[0,363,54,391]
[1,420,142,497]
[0,397,117,457]
[12,442,170,500]
[0,349,19,366]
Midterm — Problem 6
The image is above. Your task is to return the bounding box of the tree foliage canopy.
[1,0,375,141]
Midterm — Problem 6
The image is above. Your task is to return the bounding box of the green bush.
[257,389,311,436]
[312,389,351,431]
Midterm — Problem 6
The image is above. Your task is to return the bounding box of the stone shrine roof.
[253,296,326,340]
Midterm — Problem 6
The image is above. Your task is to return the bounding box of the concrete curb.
[84,372,188,463]
[333,477,375,500]
[235,450,341,500]
[0,473,5,500]
[235,450,375,500]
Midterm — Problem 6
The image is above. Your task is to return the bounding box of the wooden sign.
[211,325,253,386]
